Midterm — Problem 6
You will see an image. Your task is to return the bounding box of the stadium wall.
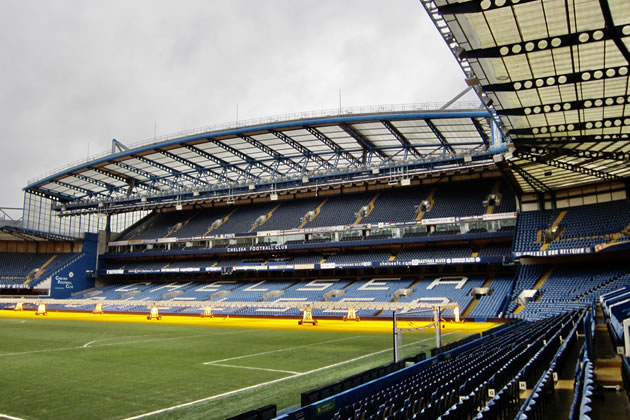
[49,233,97,298]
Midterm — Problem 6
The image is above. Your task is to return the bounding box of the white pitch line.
[208,363,300,375]
[0,330,252,357]
[0,413,28,420]
[123,333,455,420]
[202,336,361,365]
[82,335,145,348]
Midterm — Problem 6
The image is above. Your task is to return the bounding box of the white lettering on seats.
[150,282,191,292]
[426,276,468,290]
[243,281,268,292]
[115,282,151,292]
[195,281,236,292]
[358,278,399,291]
[297,279,339,292]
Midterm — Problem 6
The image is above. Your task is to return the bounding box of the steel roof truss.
[237,135,299,175]
[52,180,101,199]
[113,161,179,190]
[599,0,630,65]
[91,167,158,195]
[157,149,224,184]
[509,117,630,136]
[181,144,258,182]
[133,155,200,186]
[381,121,423,160]
[461,24,628,59]
[71,173,115,195]
[514,151,622,182]
[339,123,388,163]
[424,120,456,155]
[214,140,277,178]
[271,130,333,171]
[513,134,630,145]
[498,94,630,116]
[470,118,490,147]
[436,0,539,14]
[303,126,362,168]
[506,161,550,192]
[516,144,630,162]
[483,64,628,93]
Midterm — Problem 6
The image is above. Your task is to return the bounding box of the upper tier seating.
[514,200,630,253]
[112,180,516,241]
[303,192,373,228]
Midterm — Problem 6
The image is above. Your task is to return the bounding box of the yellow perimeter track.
[0,310,498,334]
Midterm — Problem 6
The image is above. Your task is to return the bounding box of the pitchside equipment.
[343,307,360,321]
[36,303,47,316]
[298,309,318,326]
[147,306,162,320]
[202,306,213,318]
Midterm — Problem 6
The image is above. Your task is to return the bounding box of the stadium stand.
[0,252,81,287]
[514,200,630,254]
[282,311,584,420]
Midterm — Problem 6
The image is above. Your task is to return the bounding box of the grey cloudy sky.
[0,0,475,210]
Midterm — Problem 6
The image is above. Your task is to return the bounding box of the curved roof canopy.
[24,108,494,211]
[421,0,630,193]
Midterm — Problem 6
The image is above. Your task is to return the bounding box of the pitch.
[0,312,494,419]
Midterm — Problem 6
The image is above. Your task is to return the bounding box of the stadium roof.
[23,105,497,211]
[421,0,630,193]
[23,0,630,211]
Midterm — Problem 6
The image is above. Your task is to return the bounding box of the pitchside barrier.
[279,322,523,420]
[226,404,276,420]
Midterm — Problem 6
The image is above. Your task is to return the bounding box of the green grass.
[0,317,472,420]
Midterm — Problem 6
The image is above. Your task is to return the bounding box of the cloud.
[0,0,475,209]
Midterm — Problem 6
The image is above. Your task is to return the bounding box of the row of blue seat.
[117,180,516,241]
[321,312,578,420]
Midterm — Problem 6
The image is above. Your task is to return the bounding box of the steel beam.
[462,25,628,59]
[425,120,456,155]
[70,173,116,195]
[181,144,258,181]
[271,130,334,170]
[340,123,387,163]
[304,126,362,167]
[52,180,100,198]
[113,161,180,190]
[214,139,278,178]
[437,0,538,14]
[509,117,630,137]
[133,155,200,185]
[157,149,223,184]
[237,134,302,174]
[506,161,551,192]
[483,65,628,92]
[381,121,423,160]
[515,144,630,162]
[514,151,623,182]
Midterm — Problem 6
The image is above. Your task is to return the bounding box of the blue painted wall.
[50,233,97,298]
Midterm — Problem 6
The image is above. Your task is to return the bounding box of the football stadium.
[1,0,630,419]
